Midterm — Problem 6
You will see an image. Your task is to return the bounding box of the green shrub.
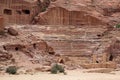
[51,64,65,74]
[56,64,64,73]
[51,64,58,74]
[6,66,17,74]
[115,24,120,28]
[50,65,58,74]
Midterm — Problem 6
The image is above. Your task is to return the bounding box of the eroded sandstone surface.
[0,24,119,72]
[0,0,120,73]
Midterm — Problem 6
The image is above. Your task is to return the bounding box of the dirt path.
[0,70,120,80]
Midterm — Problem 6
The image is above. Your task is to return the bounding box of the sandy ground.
[0,69,120,80]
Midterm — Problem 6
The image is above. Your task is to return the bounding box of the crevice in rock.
[109,54,113,61]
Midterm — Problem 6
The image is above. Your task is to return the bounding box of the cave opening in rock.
[22,10,30,14]
[49,52,55,55]
[109,54,113,61]
[3,46,6,50]
[33,43,36,49]
[15,47,19,51]
[97,34,101,37]
[4,9,12,15]
[96,60,99,63]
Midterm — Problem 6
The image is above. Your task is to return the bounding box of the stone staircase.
[14,25,120,68]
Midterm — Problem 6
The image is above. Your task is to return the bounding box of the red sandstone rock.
[36,0,108,26]
[0,0,120,70]
[8,27,18,36]
[0,50,12,61]
[0,16,4,32]
[0,0,41,24]
[94,0,120,16]
[32,41,48,51]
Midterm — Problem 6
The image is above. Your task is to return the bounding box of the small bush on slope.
[6,66,17,74]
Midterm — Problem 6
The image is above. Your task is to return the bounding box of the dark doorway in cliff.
[15,47,19,51]
[4,9,12,15]
[109,54,113,61]
[97,34,102,37]
[22,10,30,14]
[96,60,99,63]
[3,46,6,50]
[33,43,36,49]
[49,52,55,55]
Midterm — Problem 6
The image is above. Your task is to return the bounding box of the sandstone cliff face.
[94,0,120,16]
[7,25,120,69]
[1,0,120,70]
[38,7,107,26]
[0,16,4,32]
[0,27,58,70]
[30,0,120,69]
[34,0,108,27]
[0,24,120,69]
[34,0,120,27]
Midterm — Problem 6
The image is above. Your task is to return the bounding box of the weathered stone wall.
[47,40,94,56]
[106,40,120,64]
[94,0,120,16]
[38,7,106,26]
[0,0,41,25]
[0,16,4,32]
[30,25,108,65]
